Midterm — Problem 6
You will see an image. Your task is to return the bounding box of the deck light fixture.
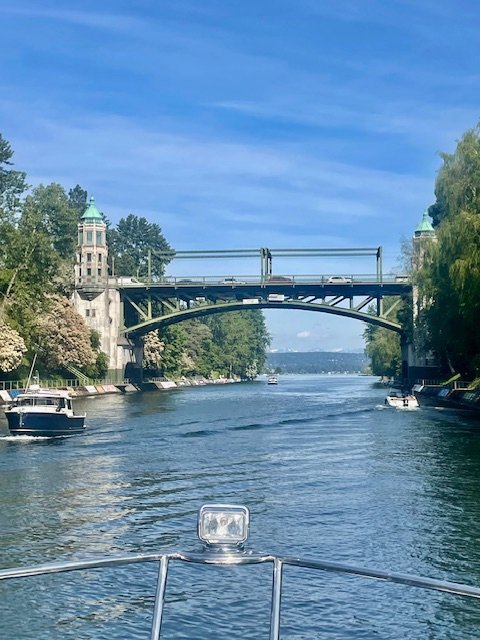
[198,504,250,549]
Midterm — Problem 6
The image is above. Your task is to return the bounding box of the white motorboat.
[385,392,419,409]
[267,374,278,385]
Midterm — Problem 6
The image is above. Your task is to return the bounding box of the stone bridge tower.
[403,210,439,380]
[73,197,138,380]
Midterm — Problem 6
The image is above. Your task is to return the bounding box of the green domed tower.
[407,209,440,379]
[412,210,435,271]
[75,197,108,295]
[73,198,136,380]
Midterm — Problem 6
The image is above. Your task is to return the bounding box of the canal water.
[1,375,480,639]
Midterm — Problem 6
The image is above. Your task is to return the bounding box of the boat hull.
[385,395,419,409]
[5,411,86,437]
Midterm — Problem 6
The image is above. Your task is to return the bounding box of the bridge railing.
[0,378,132,392]
[119,274,410,286]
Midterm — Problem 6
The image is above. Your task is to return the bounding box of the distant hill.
[266,351,368,374]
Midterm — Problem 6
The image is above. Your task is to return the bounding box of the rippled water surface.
[2,375,480,638]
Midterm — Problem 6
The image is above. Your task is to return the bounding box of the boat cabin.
[8,391,72,411]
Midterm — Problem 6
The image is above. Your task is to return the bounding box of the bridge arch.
[122,300,403,338]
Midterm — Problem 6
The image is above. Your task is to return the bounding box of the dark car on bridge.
[267,275,293,283]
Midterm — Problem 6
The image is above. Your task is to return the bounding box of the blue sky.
[1,1,479,351]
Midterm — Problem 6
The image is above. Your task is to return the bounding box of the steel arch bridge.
[118,276,411,339]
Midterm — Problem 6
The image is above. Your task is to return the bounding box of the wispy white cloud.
[2,107,432,257]
[0,5,147,33]
[297,331,311,338]
[212,99,478,149]
[300,0,472,30]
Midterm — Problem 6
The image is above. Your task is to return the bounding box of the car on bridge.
[267,275,293,283]
[327,275,352,284]
[117,277,144,285]
[222,277,247,284]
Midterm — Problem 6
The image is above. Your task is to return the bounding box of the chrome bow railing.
[2,504,480,639]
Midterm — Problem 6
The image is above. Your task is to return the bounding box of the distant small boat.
[267,374,278,385]
[4,385,86,436]
[385,392,419,410]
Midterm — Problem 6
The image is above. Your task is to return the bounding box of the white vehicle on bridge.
[117,276,144,285]
[327,275,352,284]
[222,277,247,284]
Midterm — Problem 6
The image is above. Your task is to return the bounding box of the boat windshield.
[16,396,66,407]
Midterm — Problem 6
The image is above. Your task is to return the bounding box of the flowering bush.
[0,323,27,372]
[143,330,165,369]
[36,295,96,369]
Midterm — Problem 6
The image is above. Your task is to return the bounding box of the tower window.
[87,268,92,276]
[98,268,102,276]
[98,253,102,263]
[87,231,93,243]
[96,231,103,245]
[87,253,92,262]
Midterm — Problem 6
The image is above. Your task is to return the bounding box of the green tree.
[28,184,79,259]
[1,200,57,324]
[417,122,480,377]
[81,330,109,379]
[180,319,216,376]
[143,311,270,381]
[428,125,480,226]
[0,133,29,324]
[364,325,401,377]
[0,133,28,225]
[108,215,174,279]
[204,310,269,379]
[0,184,80,325]
[417,211,480,376]
[363,300,402,377]
[157,324,188,378]
[0,179,87,329]
[68,185,88,219]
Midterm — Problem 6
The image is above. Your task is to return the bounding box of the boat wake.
[0,434,68,441]
[1,434,50,441]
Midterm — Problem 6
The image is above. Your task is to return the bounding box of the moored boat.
[4,385,86,437]
[267,374,278,385]
[413,383,480,415]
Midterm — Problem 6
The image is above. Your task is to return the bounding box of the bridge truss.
[118,277,410,338]
[93,247,410,337]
